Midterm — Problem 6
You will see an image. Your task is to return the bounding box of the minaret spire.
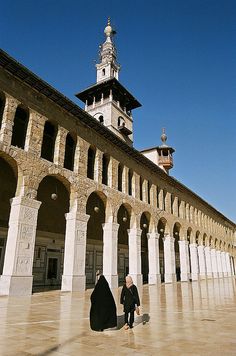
[96,18,120,83]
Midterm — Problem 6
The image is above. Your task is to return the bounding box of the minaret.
[96,17,120,83]
[76,19,141,146]
[140,128,175,174]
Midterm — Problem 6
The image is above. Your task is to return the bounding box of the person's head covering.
[90,275,117,331]
[125,275,133,289]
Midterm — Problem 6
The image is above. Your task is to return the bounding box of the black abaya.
[90,275,117,331]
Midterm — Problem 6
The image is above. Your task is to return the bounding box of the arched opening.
[187,227,192,276]
[0,156,17,274]
[87,146,96,180]
[99,115,104,124]
[86,192,105,287]
[11,106,29,149]
[163,189,167,211]
[35,175,70,291]
[147,181,151,204]
[140,212,150,284]
[0,92,5,129]
[64,133,76,171]
[158,219,166,282]
[117,204,130,285]
[41,121,57,162]
[102,154,109,185]
[128,169,133,196]
[140,177,143,201]
[118,163,123,192]
[173,222,181,281]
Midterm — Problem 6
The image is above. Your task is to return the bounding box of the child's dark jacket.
[120,284,140,313]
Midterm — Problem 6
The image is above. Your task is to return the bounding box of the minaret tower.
[140,128,175,174]
[76,19,141,146]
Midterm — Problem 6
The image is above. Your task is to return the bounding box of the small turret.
[140,128,175,174]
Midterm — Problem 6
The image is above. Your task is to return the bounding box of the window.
[0,92,5,130]
[140,177,143,201]
[128,169,133,196]
[99,115,104,124]
[102,68,105,76]
[11,106,29,149]
[64,133,76,171]
[118,163,123,192]
[147,181,151,204]
[87,147,96,179]
[102,154,109,185]
[41,121,57,162]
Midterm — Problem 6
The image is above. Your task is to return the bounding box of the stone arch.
[203,233,207,246]
[34,174,70,291]
[157,217,167,282]
[140,211,151,284]
[173,222,181,281]
[0,154,18,274]
[117,202,132,284]
[85,191,106,286]
[11,104,29,149]
[187,227,194,243]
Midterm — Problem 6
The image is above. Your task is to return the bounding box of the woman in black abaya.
[90,275,117,331]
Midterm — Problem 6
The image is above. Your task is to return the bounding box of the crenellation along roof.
[0,48,235,228]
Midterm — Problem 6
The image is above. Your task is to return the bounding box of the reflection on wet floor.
[0,278,236,355]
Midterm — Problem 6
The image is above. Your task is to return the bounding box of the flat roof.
[0,48,234,227]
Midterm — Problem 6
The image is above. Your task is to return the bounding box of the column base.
[130,274,142,288]
[180,272,190,282]
[191,273,199,281]
[0,275,33,296]
[148,273,161,285]
[103,274,118,289]
[165,273,176,283]
[61,275,86,292]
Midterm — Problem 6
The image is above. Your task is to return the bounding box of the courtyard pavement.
[0,278,236,355]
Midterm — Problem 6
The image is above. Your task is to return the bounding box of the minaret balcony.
[158,155,173,167]
[118,124,132,136]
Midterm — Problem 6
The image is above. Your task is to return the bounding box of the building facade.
[0,21,235,296]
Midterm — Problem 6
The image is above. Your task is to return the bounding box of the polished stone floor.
[0,278,236,355]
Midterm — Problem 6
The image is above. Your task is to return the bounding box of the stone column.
[62,212,90,292]
[128,228,142,287]
[189,243,199,280]
[122,166,129,195]
[225,252,232,276]
[211,248,218,278]
[0,196,41,296]
[216,250,223,278]
[179,240,190,281]
[108,157,119,189]
[24,110,46,156]
[54,126,68,166]
[102,222,119,289]
[164,235,176,283]
[94,149,103,184]
[204,246,213,278]
[197,245,206,279]
[74,138,90,175]
[147,232,161,284]
[0,94,19,146]
[221,252,228,277]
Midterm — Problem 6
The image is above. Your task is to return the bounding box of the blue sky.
[1,0,235,222]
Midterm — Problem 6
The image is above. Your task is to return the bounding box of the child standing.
[120,275,140,329]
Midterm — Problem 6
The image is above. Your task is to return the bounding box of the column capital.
[65,211,90,222]
[102,222,119,232]
[147,232,159,240]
